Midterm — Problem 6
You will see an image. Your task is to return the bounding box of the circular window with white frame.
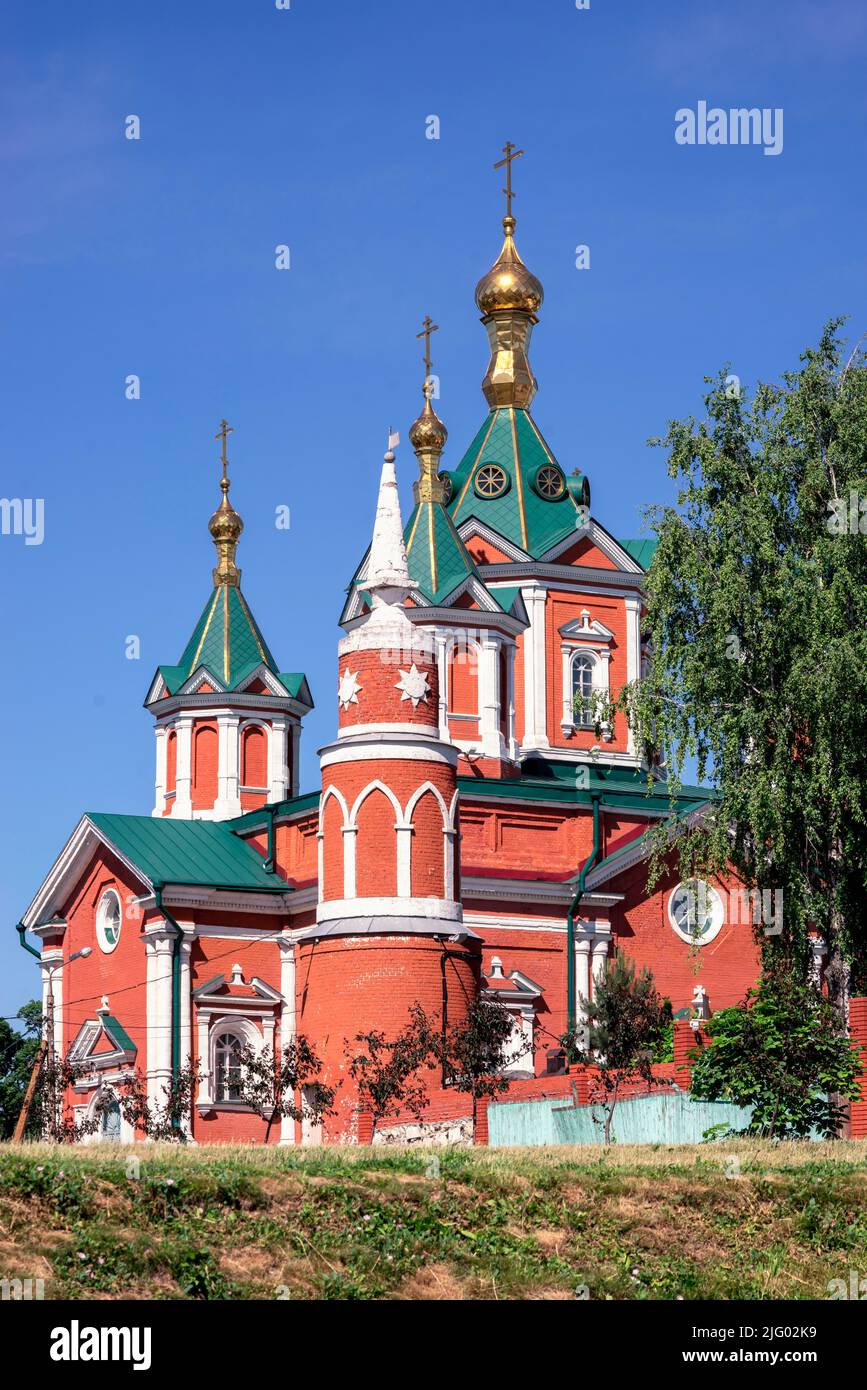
[668,879,724,946]
[96,889,122,954]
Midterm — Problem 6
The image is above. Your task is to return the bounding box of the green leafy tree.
[563,950,671,1145]
[236,1036,335,1144]
[690,970,861,1139]
[438,999,518,1138]
[0,1002,41,1138]
[117,1060,201,1142]
[615,321,867,1007]
[346,1005,438,1140]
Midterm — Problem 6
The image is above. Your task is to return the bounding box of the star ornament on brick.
[395,663,430,708]
[338,669,363,710]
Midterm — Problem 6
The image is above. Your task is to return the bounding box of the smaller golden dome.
[409,392,448,453]
[475,216,544,317]
[209,481,244,546]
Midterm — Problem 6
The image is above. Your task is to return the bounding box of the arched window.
[214,1032,243,1102]
[99,1097,122,1142]
[165,730,177,795]
[241,724,268,788]
[572,653,595,727]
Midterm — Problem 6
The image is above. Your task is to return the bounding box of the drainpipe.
[566,793,602,1038]
[263,804,276,874]
[16,923,41,959]
[153,886,182,1133]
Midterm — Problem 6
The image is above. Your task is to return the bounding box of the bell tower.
[144,422,313,820]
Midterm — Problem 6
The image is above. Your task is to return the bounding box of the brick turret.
[297,441,480,1139]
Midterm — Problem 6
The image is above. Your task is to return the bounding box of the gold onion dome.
[209,419,243,587]
[475,215,544,318]
[409,391,448,453]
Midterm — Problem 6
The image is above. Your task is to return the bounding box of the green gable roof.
[447,407,586,559]
[87,813,289,893]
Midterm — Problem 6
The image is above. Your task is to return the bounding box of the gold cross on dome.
[494,141,524,219]
[215,418,234,482]
[416,315,439,393]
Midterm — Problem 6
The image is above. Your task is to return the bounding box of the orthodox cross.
[416,314,439,396]
[215,418,234,483]
[494,141,524,219]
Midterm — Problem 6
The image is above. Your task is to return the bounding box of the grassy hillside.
[1,1141,866,1300]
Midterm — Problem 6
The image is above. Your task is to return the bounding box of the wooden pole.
[12,1041,46,1143]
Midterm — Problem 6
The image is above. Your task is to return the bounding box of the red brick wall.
[191,722,218,810]
[337,649,439,731]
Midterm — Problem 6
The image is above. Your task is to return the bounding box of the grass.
[1,1139,866,1300]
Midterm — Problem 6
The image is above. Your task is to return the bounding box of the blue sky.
[1,0,866,1019]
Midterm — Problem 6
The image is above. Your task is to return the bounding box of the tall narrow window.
[571,654,594,726]
[214,1032,243,1102]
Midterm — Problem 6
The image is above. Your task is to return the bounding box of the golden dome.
[409,392,448,453]
[475,215,544,318]
[209,420,243,587]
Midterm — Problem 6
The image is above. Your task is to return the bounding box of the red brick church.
[18,171,765,1144]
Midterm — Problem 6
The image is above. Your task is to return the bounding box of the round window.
[438,472,453,503]
[533,464,566,499]
[668,880,724,946]
[96,889,122,955]
[474,463,509,499]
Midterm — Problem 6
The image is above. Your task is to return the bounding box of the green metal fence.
[488,1089,754,1147]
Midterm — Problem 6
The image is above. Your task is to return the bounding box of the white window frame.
[96,889,122,955]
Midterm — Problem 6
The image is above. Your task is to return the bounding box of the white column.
[625,596,641,756]
[436,632,449,739]
[146,933,173,1106]
[153,725,169,816]
[560,643,573,733]
[575,937,592,1045]
[172,718,194,818]
[342,825,358,897]
[505,641,517,757]
[396,824,413,896]
[269,719,290,802]
[591,930,611,992]
[215,715,241,819]
[178,930,193,1070]
[279,937,297,1145]
[197,1012,212,1105]
[520,584,549,750]
[290,722,301,798]
[479,635,504,758]
[41,952,63,1063]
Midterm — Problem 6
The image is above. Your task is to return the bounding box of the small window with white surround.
[571,653,595,727]
[214,1031,244,1102]
[96,889,122,955]
[668,880,725,946]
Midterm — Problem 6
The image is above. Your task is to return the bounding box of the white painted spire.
[366,437,411,604]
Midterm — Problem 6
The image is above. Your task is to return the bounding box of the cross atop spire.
[215,418,234,489]
[416,314,439,395]
[494,141,524,222]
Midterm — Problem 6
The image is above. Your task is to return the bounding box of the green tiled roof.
[87,813,289,893]
[153,584,311,703]
[619,538,658,570]
[447,407,586,559]
[175,584,277,688]
[101,1015,137,1056]
[404,499,483,606]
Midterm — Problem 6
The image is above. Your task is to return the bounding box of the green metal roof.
[100,1015,137,1056]
[447,407,587,559]
[404,499,482,605]
[87,813,289,893]
[457,758,714,817]
[175,584,277,688]
[619,538,658,570]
